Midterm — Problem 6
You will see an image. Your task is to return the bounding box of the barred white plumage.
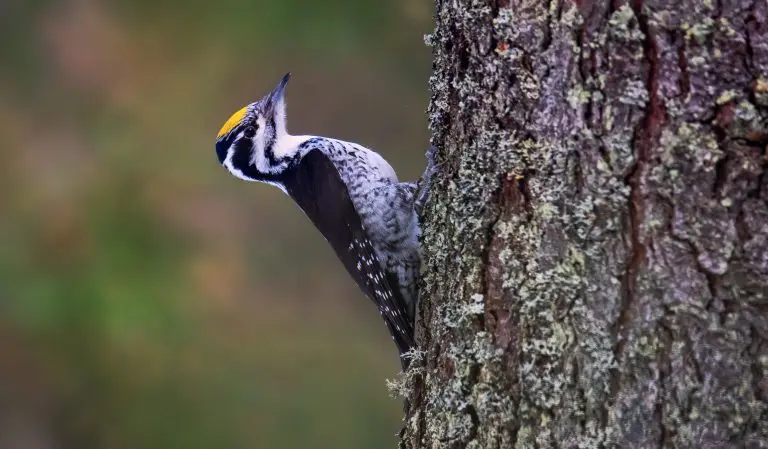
[214,73,431,369]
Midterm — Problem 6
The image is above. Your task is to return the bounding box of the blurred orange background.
[0,0,432,447]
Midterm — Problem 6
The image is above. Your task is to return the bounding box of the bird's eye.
[243,126,256,138]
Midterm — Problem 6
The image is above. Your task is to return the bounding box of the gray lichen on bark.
[402,0,768,448]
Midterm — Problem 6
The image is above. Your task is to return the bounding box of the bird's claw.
[415,145,439,214]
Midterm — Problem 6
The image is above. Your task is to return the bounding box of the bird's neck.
[243,132,307,179]
[270,132,310,159]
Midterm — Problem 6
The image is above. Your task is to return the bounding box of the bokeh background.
[0,0,432,447]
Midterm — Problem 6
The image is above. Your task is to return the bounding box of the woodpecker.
[215,73,432,369]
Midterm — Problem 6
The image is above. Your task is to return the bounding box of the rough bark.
[402,0,768,447]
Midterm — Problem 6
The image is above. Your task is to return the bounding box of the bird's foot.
[415,145,439,214]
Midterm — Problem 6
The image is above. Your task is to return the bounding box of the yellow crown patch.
[217,106,248,139]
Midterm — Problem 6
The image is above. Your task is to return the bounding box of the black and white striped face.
[215,73,290,181]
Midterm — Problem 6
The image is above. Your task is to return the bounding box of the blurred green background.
[0,0,431,447]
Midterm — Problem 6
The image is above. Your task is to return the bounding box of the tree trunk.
[402,0,768,447]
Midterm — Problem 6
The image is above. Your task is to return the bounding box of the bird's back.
[294,137,398,194]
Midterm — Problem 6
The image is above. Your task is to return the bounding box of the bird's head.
[215,73,291,181]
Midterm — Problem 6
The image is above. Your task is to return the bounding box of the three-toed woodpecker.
[215,73,432,369]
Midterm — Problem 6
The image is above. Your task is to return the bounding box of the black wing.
[281,149,414,365]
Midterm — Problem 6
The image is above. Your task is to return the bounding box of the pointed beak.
[265,72,290,114]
